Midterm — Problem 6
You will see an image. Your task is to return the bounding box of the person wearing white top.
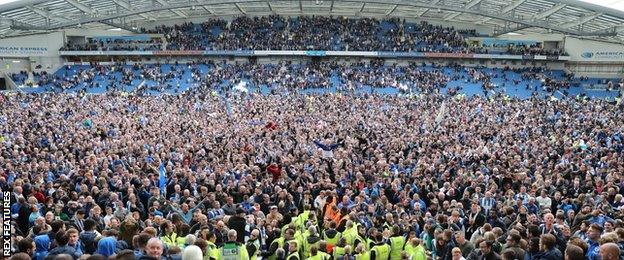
[536,190,552,209]
[452,247,467,260]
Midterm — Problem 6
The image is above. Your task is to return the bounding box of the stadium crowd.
[60,38,164,52]
[2,69,624,260]
[13,60,603,97]
[58,16,563,55]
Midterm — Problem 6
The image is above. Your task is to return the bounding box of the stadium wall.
[0,31,64,74]
[564,37,624,78]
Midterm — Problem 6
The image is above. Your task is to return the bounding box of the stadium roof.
[0,0,624,43]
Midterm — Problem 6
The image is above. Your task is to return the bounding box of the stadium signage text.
[581,51,624,60]
[0,46,48,55]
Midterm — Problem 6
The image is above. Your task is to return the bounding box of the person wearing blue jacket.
[33,234,50,260]
[48,231,80,259]
[96,236,119,258]
[585,224,603,260]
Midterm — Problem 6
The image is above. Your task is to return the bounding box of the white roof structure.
[0,0,623,42]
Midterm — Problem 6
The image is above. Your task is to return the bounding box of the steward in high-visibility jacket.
[204,237,219,260]
[318,241,331,258]
[323,222,342,251]
[161,231,181,248]
[343,221,368,249]
[267,236,285,260]
[268,228,295,260]
[351,224,369,250]
[245,230,261,260]
[281,223,297,238]
[354,243,371,260]
[217,240,249,260]
[294,205,313,233]
[318,249,331,260]
[286,241,300,260]
[292,230,304,256]
[333,238,348,259]
[302,226,322,259]
[403,238,427,260]
[355,250,371,260]
[388,225,406,260]
[343,221,359,246]
[370,234,390,260]
[308,246,330,260]
[366,228,380,250]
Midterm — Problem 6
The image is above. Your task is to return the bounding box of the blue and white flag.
[158,163,167,196]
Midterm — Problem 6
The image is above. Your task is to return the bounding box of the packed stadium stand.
[1,0,624,260]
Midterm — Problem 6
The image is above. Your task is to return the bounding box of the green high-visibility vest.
[286,251,300,260]
[355,251,371,260]
[218,242,249,260]
[291,239,301,256]
[354,234,369,250]
[268,237,285,260]
[343,224,358,245]
[295,210,310,232]
[308,253,327,260]
[205,241,219,260]
[176,236,186,248]
[389,236,406,260]
[281,225,289,237]
[246,239,260,260]
[303,238,321,259]
[404,244,427,260]
[324,231,342,246]
[371,244,390,260]
[333,246,346,259]
[161,232,179,248]
[366,238,375,249]
[294,231,303,252]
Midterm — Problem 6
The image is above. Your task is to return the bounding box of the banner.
[0,46,48,56]
[326,51,378,56]
[254,50,306,56]
[546,55,560,61]
[57,49,571,61]
[305,50,326,56]
[377,52,424,58]
[154,50,204,55]
[204,50,253,56]
[579,51,624,60]
[472,54,523,60]
[60,51,152,56]
[423,53,474,58]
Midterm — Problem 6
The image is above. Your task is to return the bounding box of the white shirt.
[536,196,552,209]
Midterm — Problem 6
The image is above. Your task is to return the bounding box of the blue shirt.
[72,241,83,257]
[588,215,613,226]
[586,239,600,260]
